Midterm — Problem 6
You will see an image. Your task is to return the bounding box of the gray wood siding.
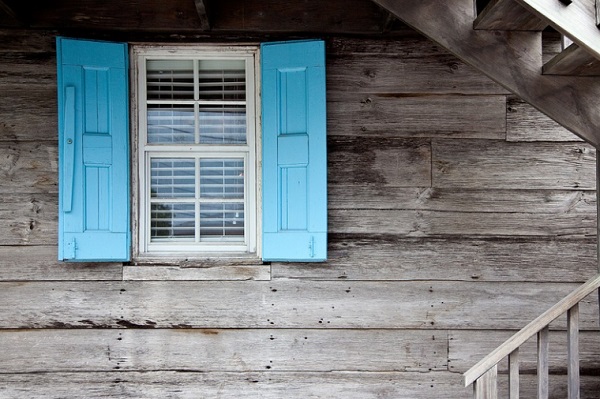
[0,29,597,398]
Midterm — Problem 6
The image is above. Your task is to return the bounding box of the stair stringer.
[372,0,600,148]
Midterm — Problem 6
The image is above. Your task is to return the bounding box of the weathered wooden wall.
[0,29,598,398]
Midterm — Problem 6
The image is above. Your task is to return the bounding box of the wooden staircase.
[370,1,600,398]
[372,0,600,148]
[463,273,600,398]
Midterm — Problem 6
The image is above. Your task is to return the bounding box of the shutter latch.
[308,236,315,258]
[66,238,77,259]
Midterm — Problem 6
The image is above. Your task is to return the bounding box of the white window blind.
[137,48,257,257]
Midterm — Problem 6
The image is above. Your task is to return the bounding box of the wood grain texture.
[543,43,600,76]
[328,93,506,139]
[210,0,391,34]
[0,329,447,373]
[0,52,56,89]
[0,141,58,193]
[0,89,57,141]
[0,371,470,399]
[433,139,596,189]
[272,236,598,282]
[193,0,211,30]
[474,0,547,31]
[123,265,270,281]
[449,330,600,373]
[0,281,597,330]
[329,208,596,237]
[515,0,600,60]
[27,0,204,31]
[0,193,57,245]
[0,29,54,52]
[464,274,600,386]
[326,36,508,95]
[329,186,596,212]
[506,97,581,142]
[3,371,600,399]
[0,245,122,281]
[372,0,600,147]
[328,137,431,187]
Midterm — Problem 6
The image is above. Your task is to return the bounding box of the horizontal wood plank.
[328,137,431,187]
[329,186,595,213]
[0,141,57,194]
[432,139,596,189]
[28,0,203,31]
[0,29,55,52]
[329,208,596,237]
[0,89,57,142]
[0,245,123,281]
[0,193,57,245]
[2,371,600,399]
[328,94,506,139]
[210,0,391,34]
[0,281,597,330]
[450,330,600,374]
[506,97,581,142]
[0,371,470,399]
[0,53,56,89]
[326,37,508,95]
[272,236,598,282]
[0,329,447,373]
[123,265,270,281]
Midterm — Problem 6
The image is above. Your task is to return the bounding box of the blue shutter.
[261,40,327,262]
[56,37,130,261]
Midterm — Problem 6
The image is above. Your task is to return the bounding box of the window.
[56,37,327,263]
[134,46,259,258]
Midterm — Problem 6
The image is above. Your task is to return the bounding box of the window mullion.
[193,59,200,145]
[195,157,201,243]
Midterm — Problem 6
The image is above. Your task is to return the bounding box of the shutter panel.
[56,37,130,261]
[261,40,327,262]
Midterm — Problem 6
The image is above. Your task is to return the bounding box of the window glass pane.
[147,60,194,100]
[200,203,244,239]
[151,158,195,198]
[151,203,195,240]
[199,105,246,144]
[147,105,195,143]
[198,60,246,101]
[200,158,244,199]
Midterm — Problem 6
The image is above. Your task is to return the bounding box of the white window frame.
[132,44,261,260]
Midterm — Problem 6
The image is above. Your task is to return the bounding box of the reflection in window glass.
[147,105,195,143]
[200,203,244,239]
[146,60,194,101]
[200,159,244,199]
[151,158,195,198]
[151,203,195,240]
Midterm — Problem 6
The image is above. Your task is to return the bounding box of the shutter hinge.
[66,238,77,259]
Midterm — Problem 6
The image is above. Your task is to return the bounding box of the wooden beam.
[596,0,600,28]
[543,43,600,76]
[514,0,600,61]
[381,11,397,33]
[370,0,600,147]
[193,0,211,31]
[474,0,547,31]
[0,0,20,24]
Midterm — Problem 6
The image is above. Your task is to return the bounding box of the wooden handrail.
[464,273,600,387]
